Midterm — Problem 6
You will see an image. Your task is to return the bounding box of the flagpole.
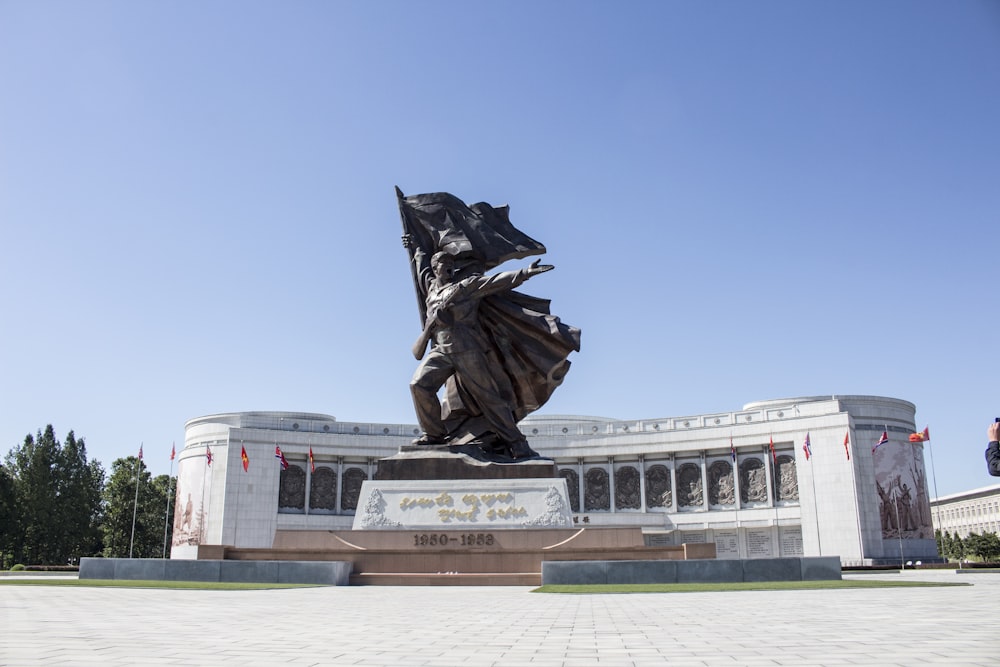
[235,441,243,548]
[396,186,427,324]
[730,434,742,559]
[806,434,822,556]
[162,445,174,559]
[769,435,780,556]
[893,491,905,568]
[129,443,142,558]
[921,429,942,559]
[845,430,864,564]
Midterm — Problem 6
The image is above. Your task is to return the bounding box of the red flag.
[769,436,777,464]
[308,446,315,473]
[275,445,289,471]
[922,426,930,441]
[843,431,851,460]
[241,445,250,472]
[138,443,143,460]
[872,431,888,453]
[909,426,931,442]
[802,433,812,461]
[170,442,175,461]
[205,446,213,466]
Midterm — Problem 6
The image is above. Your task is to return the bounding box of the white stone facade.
[172,395,938,565]
[931,483,1000,539]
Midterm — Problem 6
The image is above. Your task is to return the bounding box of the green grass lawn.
[533,579,969,594]
[0,578,321,590]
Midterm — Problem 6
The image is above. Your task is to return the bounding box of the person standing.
[986,421,1000,476]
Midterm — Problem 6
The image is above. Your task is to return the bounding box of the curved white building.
[172,395,938,565]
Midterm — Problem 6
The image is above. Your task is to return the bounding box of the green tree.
[3,426,106,565]
[7,426,62,564]
[953,534,966,561]
[54,431,105,562]
[152,474,176,557]
[941,531,954,560]
[102,457,174,558]
[980,532,1000,562]
[0,463,16,569]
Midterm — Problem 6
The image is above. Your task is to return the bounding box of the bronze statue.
[396,188,581,461]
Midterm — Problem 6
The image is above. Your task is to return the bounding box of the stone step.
[349,571,540,586]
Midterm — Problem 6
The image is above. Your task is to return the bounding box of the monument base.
[221,526,717,585]
[374,448,557,480]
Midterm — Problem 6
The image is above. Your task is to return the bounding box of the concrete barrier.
[79,558,352,585]
[541,557,842,585]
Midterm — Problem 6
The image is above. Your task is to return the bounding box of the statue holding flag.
[396,188,581,461]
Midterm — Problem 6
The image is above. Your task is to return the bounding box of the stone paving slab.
[1,571,998,666]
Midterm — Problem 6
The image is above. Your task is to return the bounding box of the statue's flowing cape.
[397,188,581,442]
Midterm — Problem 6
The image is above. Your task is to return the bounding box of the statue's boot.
[509,439,539,460]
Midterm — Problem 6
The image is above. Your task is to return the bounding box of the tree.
[980,533,1000,562]
[102,457,174,558]
[3,426,106,565]
[7,427,62,564]
[953,534,966,561]
[54,431,105,562]
[963,532,1000,562]
[0,464,16,568]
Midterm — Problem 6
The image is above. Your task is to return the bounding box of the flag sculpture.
[396,188,581,461]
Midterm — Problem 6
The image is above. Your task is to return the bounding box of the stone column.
[577,458,585,514]
[668,454,677,512]
[638,455,647,513]
[700,451,709,511]
[335,456,344,515]
[608,457,616,513]
[763,446,774,508]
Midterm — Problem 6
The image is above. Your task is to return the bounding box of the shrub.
[10,564,25,571]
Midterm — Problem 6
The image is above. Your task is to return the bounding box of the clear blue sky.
[1,1,998,496]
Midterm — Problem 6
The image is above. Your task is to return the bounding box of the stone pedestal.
[352,478,573,530]
[374,448,558,480]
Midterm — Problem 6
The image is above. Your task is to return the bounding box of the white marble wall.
[172,396,928,565]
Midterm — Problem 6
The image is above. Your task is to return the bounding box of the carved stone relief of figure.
[677,463,703,508]
[584,467,610,511]
[877,481,897,533]
[341,467,368,512]
[615,466,641,510]
[740,458,768,504]
[278,465,306,510]
[559,468,580,513]
[309,466,337,511]
[774,455,798,502]
[898,482,916,532]
[708,460,735,506]
[645,464,672,508]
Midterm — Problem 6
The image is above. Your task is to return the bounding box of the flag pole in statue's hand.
[396,186,427,325]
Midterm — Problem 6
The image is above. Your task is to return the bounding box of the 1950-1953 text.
[413,533,496,547]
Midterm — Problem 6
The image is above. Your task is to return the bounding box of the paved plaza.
[1,571,998,666]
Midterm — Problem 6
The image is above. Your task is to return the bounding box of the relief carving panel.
[614,466,641,510]
[645,464,672,508]
[677,463,703,508]
[558,468,580,513]
[341,467,368,511]
[309,466,337,510]
[278,465,306,510]
[708,460,735,506]
[584,467,610,511]
[740,458,768,504]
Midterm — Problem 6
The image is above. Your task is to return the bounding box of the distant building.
[172,395,938,566]
[931,483,1000,539]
